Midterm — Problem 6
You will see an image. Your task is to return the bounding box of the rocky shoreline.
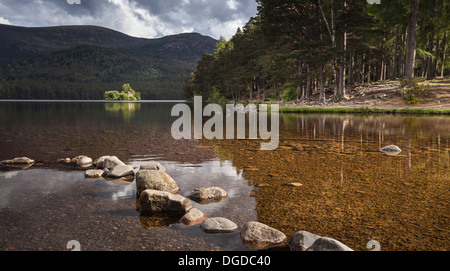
[1,148,401,251]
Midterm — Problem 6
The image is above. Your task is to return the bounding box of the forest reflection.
[105,102,141,121]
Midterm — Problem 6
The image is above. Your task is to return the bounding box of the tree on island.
[104,83,141,101]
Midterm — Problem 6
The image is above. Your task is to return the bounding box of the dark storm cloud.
[0,0,258,39]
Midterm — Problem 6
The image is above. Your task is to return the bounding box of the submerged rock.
[136,169,180,194]
[140,215,181,229]
[139,189,192,215]
[200,217,239,233]
[380,145,402,155]
[191,187,227,203]
[289,231,321,251]
[306,237,353,251]
[1,157,35,165]
[179,208,207,226]
[286,182,303,187]
[240,221,287,250]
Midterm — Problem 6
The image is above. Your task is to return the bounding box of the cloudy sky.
[0,0,258,39]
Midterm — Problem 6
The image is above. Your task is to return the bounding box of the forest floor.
[280,77,450,112]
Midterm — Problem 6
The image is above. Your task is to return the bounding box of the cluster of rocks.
[58,155,136,180]
[289,231,353,251]
[90,155,136,179]
[133,161,353,251]
[1,155,354,251]
[129,160,289,250]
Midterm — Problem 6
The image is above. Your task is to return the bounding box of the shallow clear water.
[0,101,448,251]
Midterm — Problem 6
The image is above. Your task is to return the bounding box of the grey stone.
[93,156,109,168]
[1,157,35,165]
[200,217,239,233]
[71,155,92,166]
[140,162,165,172]
[85,169,105,179]
[103,156,126,169]
[136,170,179,194]
[380,145,401,155]
[289,231,321,251]
[139,189,192,215]
[95,156,125,170]
[107,164,134,178]
[240,221,287,250]
[306,237,353,251]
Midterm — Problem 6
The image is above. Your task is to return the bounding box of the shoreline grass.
[279,106,450,115]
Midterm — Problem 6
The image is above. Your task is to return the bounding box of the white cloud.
[0,16,11,24]
[208,17,245,40]
[227,0,238,10]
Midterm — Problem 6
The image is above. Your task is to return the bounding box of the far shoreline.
[278,106,450,115]
[0,99,187,103]
[1,99,450,115]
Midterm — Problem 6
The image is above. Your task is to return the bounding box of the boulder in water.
[380,145,401,155]
[1,157,35,165]
[107,164,134,178]
[71,155,93,166]
[200,217,239,233]
[139,189,192,215]
[179,208,207,225]
[240,221,287,250]
[85,169,105,179]
[136,169,180,194]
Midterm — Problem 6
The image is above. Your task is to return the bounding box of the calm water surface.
[0,101,448,251]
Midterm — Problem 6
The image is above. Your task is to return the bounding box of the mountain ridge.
[0,24,218,99]
[0,23,217,64]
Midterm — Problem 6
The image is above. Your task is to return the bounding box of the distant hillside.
[0,24,217,100]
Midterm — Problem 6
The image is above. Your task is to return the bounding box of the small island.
[104,83,141,101]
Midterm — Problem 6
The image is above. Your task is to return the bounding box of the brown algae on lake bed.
[205,115,450,251]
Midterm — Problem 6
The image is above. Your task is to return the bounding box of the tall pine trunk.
[318,0,338,101]
[296,60,304,101]
[429,2,443,79]
[348,50,354,86]
[399,29,405,77]
[391,25,399,79]
[405,0,419,82]
[319,66,326,104]
[441,31,447,77]
[429,35,440,79]
[337,0,347,100]
[380,34,385,81]
[306,64,312,100]
[426,32,434,80]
